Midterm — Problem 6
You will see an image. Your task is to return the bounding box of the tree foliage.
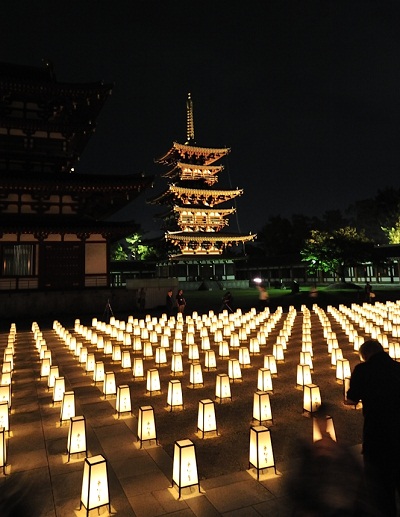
[301,227,373,281]
[110,233,159,261]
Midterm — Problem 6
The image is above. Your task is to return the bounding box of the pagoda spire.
[186,92,195,144]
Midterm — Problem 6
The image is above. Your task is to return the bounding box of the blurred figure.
[286,405,369,516]
[364,281,373,303]
[220,291,233,313]
[176,289,186,314]
[165,288,174,318]
[257,285,269,311]
[346,340,400,517]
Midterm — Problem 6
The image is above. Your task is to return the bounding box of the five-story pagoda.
[150,94,255,286]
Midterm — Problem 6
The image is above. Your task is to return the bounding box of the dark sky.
[3,1,400,237]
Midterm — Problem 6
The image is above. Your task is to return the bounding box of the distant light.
[253,277,262,284]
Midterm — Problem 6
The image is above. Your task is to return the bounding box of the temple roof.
[156,142,230,166]
[173,206,235,215]
[0,214,138,242]
[148,185,242,207]
[0,169,153,193]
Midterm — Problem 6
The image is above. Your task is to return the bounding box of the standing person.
[346,340,400,517]
[364,281,373,303]
[138,287,146,312]
[165,289,174,318]
[176,289,186,314]
[257,285,269,311]
[220,291,233,313]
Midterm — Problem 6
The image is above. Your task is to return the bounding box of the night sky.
[3,1,400,237]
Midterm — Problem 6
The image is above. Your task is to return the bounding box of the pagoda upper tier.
[149,184,242,207]
[161,162,223,186]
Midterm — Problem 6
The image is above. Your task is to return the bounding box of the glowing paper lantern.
[60,391,75,425]
[93,361,105,383]
[249,425,276,479]
[85,353,95,374]
[171,353,183,375]
[172,439,200,498]
[257,368,273,393]
[253,391,273,424]
[137,405,157,447]
[228,358,242,382]
[48,366,59,389]
[53,376,65,403]
[215,373,231,402]
[0,427,6,474]
[189,363,203,388]
[238,347,251,367]
[0,384,11,409]
[263,355,277,375]
[167,379,183,411]
[197,399,217,438]
[103,372,116,398]
[116,385,131,417]
[336,358,351,382]
[204,350,216,371]
[80,455,110,515]
[303,384,321,414]
[296,364,312,388]
[146,369,161,395]
[0,403,9,433]
[121,350,132,369]
[132,357,144,380]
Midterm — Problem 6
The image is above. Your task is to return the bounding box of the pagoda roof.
[148,185,242,207]
[166,231,255,244]
[162,162,223,185]
[156,142,230,166]
[0,214,138,242]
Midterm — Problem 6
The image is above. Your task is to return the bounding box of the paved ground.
[0,302,397,516]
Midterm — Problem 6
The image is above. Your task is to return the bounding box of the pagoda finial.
[186,92,195,144]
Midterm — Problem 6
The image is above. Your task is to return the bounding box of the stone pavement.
[0,320,298,517]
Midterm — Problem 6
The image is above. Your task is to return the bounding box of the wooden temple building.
[149,94,255,286]
[0,61,153,316]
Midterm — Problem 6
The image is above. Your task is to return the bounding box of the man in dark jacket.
[346,340,400,517]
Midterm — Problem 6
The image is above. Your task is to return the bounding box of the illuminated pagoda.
[150,94,255,285]
[0,61,153,292]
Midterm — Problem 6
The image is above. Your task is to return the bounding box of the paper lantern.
[0,427,6,474]
[204,350,216,371]
[249,338,260,355]
[188,344,200,362]
[272,343,285,362]
[103,372,116,398]
[0,402,9,433]
[336,358,351,382]
[303,384,321,414]
[79,347,88,364]
[155,347,167,367]
[263,355,277,376]
[300,351,313,370]
[0,372,11,387]
[218,341,230,359]
[112,344,122,362]
[48,366,59,389]
[60,391,75,425]
[93,361,105,383]
[143,342,153,359]
[167,379,183,411]
[80,454,110,515]
[172,439,200,498]
[132,357,144,380]
[85,353,95,374]
[215,373,231,402]
[121,350,132,369]
[116,385,131,417]
[146,369,161,395]
[171,354,183,375]
[228,358,242,382]
[189,363,203,388]
[296,364,312,388]
[249,425,276,479]
[331,348,343,367]
[313,415,337,442]
[197,399,217,438]
[257,368,273,393]
[238,347,251,367]
[253,391,273,424]
[0,384,11,410]
[137,405,157,447]
[53,376,65,403]
[40,357,51,379]
[173,339,183,354]
[201,336,210,351]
